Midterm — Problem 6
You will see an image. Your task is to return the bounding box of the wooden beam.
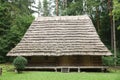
[25,66,108,69]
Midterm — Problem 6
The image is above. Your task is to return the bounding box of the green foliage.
[117,25,120,30]
[113,0,120,20]
[0,0,34,62]
[62,0,83,15]
[103,51,120,66]
[37,0,53,16]
[116,58,120,65]
[10,14,34,36]
[102,56,114,66]
[112,0,120,51]
[11,0,35,15]
[38,0,42,15]
[116,52,120,65]
[43,0,50,16]
[0,15,34,60]
[13,56,27,73]
[113,0,120,32]
[0,1,13,35]
[0,56,5,63]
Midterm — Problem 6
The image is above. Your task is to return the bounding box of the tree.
[38,0,43,16]
[0,0,34,62]
[11,0,35,15]
[56,0,59,16]
[113,0,120,30]
[112,0,120,66]
[0,56,5,63]
[0,1,13,36]
[43,0,50,16]
[62,0,83,15]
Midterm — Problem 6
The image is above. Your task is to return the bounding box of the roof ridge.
[36,15,89,21]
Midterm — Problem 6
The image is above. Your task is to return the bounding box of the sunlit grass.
[0,64,120,80]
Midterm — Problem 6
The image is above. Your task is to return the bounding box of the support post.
[61,68,62,72]
[78,68,81,72]
[55,68,57,72]
[68,68,70,72]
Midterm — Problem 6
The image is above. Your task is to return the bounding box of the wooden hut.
[7,15,112,72]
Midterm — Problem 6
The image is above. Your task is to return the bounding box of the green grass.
[0,64,120,80]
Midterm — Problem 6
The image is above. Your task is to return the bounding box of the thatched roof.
[7,15,112,56]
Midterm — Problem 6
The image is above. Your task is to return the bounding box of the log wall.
[27,56,102,66]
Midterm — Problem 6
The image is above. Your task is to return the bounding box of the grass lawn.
[0,64,120,80]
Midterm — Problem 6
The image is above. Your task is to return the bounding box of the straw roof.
[7,15,112,56]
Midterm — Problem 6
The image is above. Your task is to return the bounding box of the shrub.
[116,57,120,66]
[102,56,114,66]
[0,56,5,63]
[13,56,27,73]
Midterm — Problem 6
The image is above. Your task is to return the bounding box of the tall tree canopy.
[113,0,120,30]
[0,0,34,62]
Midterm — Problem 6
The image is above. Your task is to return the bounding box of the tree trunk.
[64,0,67,8]
[56,0,59,16]
[108,0,114,49]
[108,0,117,66]
[96,7,100,32]
[113,14,117,66]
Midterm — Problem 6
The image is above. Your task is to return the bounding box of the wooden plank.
[25,66,108,69]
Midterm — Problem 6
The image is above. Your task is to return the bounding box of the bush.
[102,56,114,66]
[0,56,5,63]
[117,57,120,66]
[13,56,27,73]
